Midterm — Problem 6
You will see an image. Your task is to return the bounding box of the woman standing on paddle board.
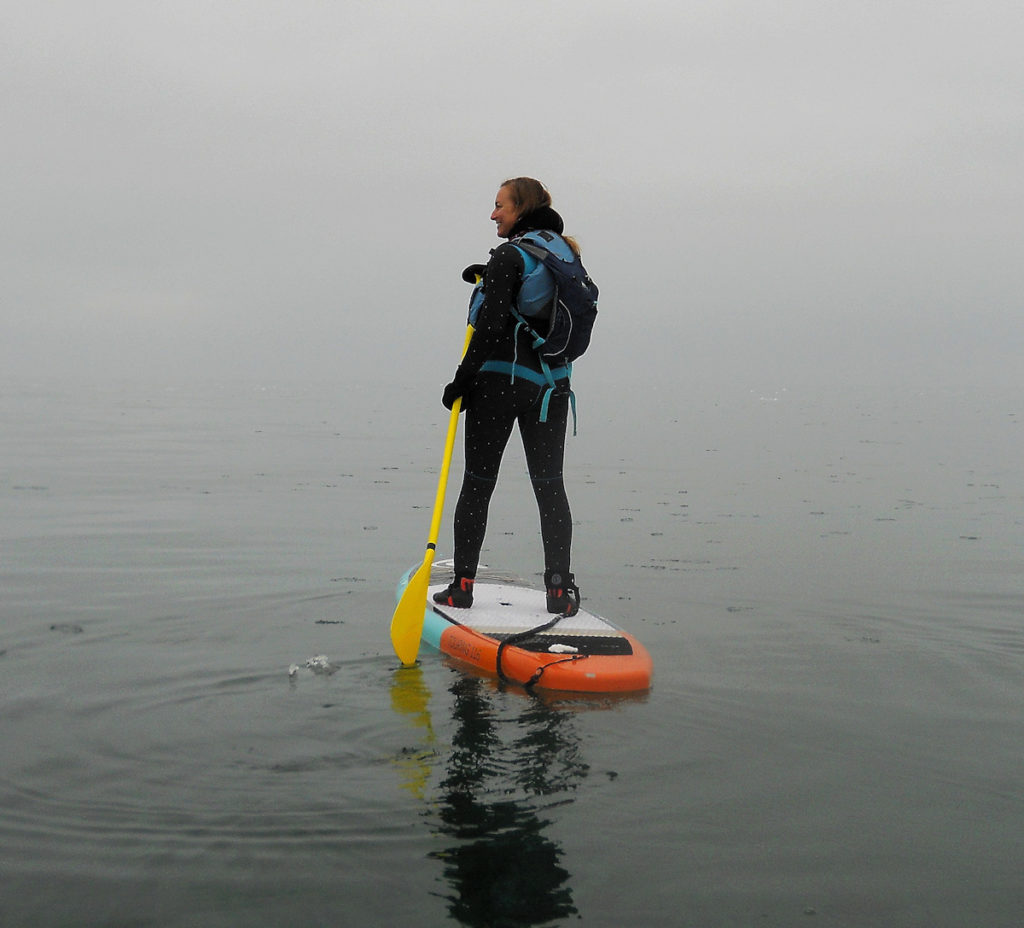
[435,178,582,616]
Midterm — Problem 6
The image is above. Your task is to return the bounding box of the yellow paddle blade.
[390,555,433,666]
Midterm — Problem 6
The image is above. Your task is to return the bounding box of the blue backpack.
[465,231,597,432]
[512,230,599,363]
[467,230,599,364]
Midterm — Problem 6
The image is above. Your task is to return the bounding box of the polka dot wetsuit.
[448,227,574,581]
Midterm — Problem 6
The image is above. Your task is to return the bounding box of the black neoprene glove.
[442,368,473,411]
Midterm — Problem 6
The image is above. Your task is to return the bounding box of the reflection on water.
[391,665,438,801]
[393,668,595,927]
[432,676,586,927]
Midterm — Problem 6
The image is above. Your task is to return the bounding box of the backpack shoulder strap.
[515,230,576,264]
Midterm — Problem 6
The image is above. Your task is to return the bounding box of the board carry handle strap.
[495,613,587,689]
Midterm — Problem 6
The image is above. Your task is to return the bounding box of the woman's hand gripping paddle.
[390,324,475,666]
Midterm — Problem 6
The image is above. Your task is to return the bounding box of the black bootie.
[544,571,580,616]
[433,575,474,608]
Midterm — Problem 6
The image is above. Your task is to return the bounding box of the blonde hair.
[500,177,581,255]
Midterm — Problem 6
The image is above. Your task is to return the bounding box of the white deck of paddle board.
[427,581,621,638]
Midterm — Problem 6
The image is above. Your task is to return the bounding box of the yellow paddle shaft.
[390,324,474,665]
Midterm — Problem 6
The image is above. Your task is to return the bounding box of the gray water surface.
[2,377,1021,927]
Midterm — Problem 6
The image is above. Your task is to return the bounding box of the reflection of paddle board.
[396,561,653,693]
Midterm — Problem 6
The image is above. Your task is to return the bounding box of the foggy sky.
[3,0,1022,389]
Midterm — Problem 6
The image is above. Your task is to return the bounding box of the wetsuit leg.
[451,375,573,579]
[451,377,518,578]
[518,386,572,575]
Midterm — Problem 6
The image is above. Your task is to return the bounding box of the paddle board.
[396,561,653,693]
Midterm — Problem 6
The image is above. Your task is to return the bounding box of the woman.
[434,177,581,616]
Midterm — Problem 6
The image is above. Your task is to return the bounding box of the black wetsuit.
[446,212,574,581]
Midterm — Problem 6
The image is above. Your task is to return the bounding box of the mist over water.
[4,3,1023,921]
[2,369,1021,926]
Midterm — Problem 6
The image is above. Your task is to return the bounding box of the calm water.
[2,375,1022,927]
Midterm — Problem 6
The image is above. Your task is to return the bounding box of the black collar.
[509,205,564,238]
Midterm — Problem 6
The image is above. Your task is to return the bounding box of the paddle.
[390,323,475,666]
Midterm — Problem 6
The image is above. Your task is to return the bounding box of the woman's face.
[490,186,520,238]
